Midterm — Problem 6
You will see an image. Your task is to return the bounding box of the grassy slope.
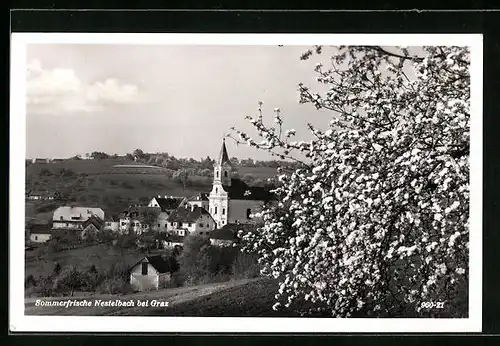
[25,243,147,278]
[24,278,260,316]
[143,277,330,317]
[25,160,279,221]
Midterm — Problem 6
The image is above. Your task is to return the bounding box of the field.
[25,159,279,221]
[25,243,149,278]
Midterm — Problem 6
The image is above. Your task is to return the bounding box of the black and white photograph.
[9,33,482,333]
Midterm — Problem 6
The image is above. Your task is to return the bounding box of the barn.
[129,255,173,291]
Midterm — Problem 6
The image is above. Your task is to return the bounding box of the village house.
[119,205,175,235]
[129,255,174,291]
[81,215,105,239]
[103,216,120,232]
[147,196,187,231]
[162,234,185,249]
[186,193,209,210]
[29,223,53,243]
[52,206,105,233]
[166,204,216,237]
[209,223,255,247]
[26,191,55,201]
[208,139,273,228]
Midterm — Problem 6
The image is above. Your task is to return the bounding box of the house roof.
[216,139,231,166]
[131,255,173,274]
[209,228,239,241]
[30,224,52,235]
[187,193,209,202]
[83,215,104,229]
[53,206,105,221]
[153,197,185,211]
[222,178,273,201]
[168,205,213,223]
[121,206,161,220]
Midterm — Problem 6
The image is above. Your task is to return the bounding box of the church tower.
[209,139,232,228]
[213,138,232,186]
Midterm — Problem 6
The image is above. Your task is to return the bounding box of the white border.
[10,33,483,333]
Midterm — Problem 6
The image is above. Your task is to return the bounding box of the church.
[208,139,273,228]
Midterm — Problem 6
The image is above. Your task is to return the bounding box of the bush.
[98,277,133,295]
[178,235,240,284]
[25,274,37,288]
[231,252,261,279]
[52,266,86,296]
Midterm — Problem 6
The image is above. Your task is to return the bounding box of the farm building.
[209,223,255,247]
[52,206,105,233]
[162,234,185,249]
[129,255,174,291]
[29,224,53,243]
[103,216,120,232]
[166,204,216,236]
[148,195,187,213]
[81,215,104,239]
[186,193,209,210]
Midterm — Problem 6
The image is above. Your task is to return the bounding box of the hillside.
[24,278,261,316]
[25,159,279,221]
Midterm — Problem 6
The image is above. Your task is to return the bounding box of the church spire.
[217,138,231,166]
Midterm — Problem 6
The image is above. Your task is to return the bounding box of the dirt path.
[24,278,261,316]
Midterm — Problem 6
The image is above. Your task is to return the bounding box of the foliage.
[235,46,470,317]
[98,276,133,295]
[52,266,86,296]
[53,262,62,276]
[231,252,261,279]
[25,274,37,288]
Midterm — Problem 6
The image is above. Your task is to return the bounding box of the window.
[60,216,63,221]
[171,222,174,226]
[216,171,219,178]
[246,208,252,219]
[224,171,228,178]
[158,224,160,227]
[214,206,218,214]
[199,223,203,227]
[141,262,148,275]
[222,208,225,215]
[121,222,126,226]
[34,236,38,240]
[188,223,192,227]
[215,187,218,194]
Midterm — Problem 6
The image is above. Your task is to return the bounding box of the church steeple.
[214,138,232,186]
[217,138,231,166]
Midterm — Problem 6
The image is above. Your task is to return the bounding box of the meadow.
[25,242,150,278]
[25,159,279,221]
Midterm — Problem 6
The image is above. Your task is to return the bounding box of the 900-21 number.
[420,301,445,309]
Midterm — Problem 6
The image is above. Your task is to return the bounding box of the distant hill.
[25,158,280,223]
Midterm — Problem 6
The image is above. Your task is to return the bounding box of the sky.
[26,44,334,161]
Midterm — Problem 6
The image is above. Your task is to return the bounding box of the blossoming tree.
[232,46,470,317]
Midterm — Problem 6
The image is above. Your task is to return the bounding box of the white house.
[186,193,209,210]
[103,216,120,232]
[146,196,187,231]
[166,204,216,236]
[29,224,52,243]
[129,255,173,291]
[162,234,185,249]
[52,206,105,232]
[208,139,273,228]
